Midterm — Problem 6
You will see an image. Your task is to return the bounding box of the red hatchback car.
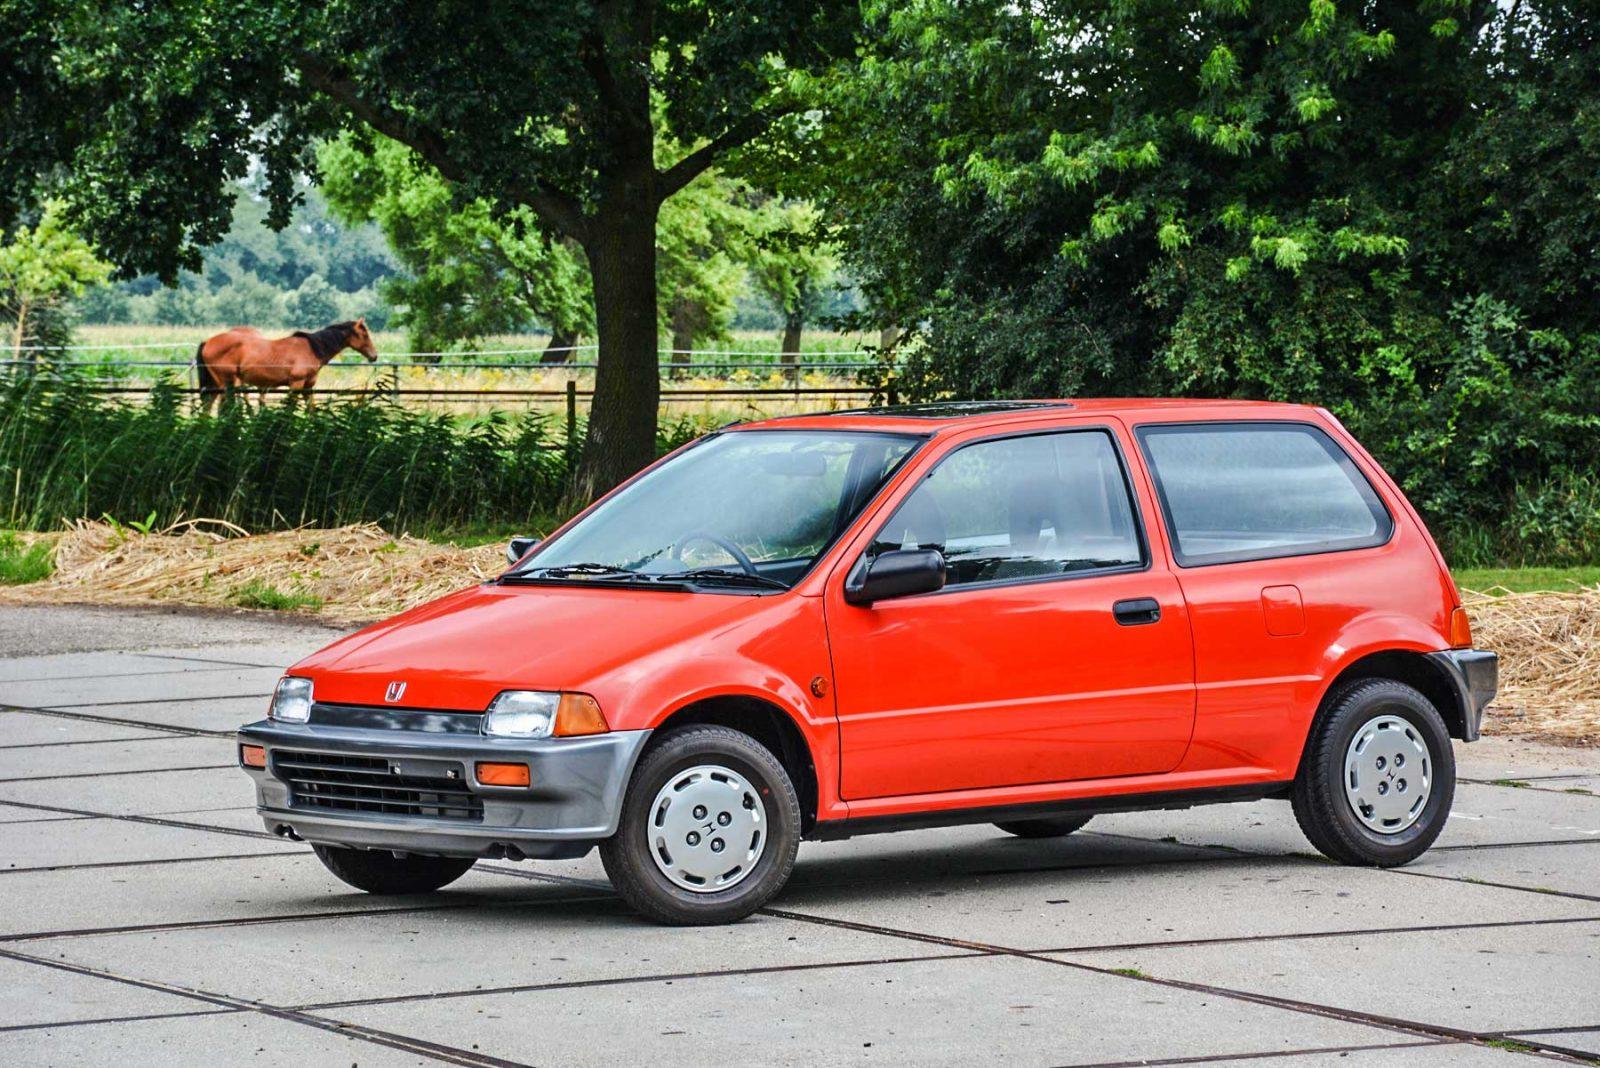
[240,400,1497,924]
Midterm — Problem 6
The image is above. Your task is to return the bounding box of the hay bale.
[0,519,505,624]
[1463,585,1600,747]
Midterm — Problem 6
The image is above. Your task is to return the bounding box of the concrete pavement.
[2,602,1597,1066]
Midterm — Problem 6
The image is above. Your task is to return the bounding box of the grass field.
[1455,567,1600,594]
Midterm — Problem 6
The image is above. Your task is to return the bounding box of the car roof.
[733,398,1325,435]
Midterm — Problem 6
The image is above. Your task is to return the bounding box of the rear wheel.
[1292,678,1454,867]
[311,843,476,895]
[601,725,801,925]
[994,814,1094,838]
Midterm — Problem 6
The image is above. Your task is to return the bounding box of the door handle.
[1113,598,1162,626]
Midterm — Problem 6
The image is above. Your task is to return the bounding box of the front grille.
[275,750,483,822]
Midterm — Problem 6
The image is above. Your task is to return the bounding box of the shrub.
[0,372,572,535]
[0,531,53,584]
[231,580,323,612]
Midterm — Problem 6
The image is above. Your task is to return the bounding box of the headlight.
[269,676,314,723]
[482,691,559,737]
[483,691,607,738]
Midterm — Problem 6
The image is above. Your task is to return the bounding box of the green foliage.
[745,199,839,352]
[231,580,324,612]
[318,135,592,353]
[0,373,572,534]
[283,272,342,328]
[801,0,1600,565]
[318,133,840,356]
[0,200,110,356]
[0,531,53,584]
[79,189,398,330]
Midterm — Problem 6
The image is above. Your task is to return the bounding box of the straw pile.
[1463,586,1600,747]
[0,520,504,624]
[4,522,1597,745]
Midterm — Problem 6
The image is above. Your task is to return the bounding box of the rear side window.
[1138,422,1392,567]
[867,429,1145,588]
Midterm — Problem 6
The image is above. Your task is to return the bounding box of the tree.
[747,199,837,365]
[284,272,342,327]
[0,201,110,367]
[7,1,861,498]
[319,135,594,360]
[321,132,804,370]
[800,0,1600,560]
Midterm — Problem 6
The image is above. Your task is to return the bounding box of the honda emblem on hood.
[384,681,407,703]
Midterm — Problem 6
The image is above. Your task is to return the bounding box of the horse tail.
[194,341,221,398]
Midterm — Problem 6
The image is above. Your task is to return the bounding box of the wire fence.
[2,342,889,410]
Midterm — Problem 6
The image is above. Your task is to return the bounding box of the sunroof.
[824,401,1073,419]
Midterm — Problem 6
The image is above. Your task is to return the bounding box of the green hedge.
[0,375,575,534]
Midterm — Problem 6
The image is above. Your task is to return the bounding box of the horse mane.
[291,321,357,362]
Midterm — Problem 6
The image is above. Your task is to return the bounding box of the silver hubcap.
[648,764,767,893]
[1344,714,1432,834]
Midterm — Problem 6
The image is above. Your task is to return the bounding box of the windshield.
[514,429,920,589]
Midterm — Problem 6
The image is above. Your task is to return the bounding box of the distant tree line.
[76,187,397,331]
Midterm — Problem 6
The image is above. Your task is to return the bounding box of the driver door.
[824,425,1196,800]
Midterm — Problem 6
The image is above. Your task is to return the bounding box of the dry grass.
[1464,586,1600,746]
[5,522,1597,745]
[0,520,502,624]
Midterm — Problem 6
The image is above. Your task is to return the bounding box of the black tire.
[994,814,1094,838]
[600,724,801,925]
[311,843,476,895]
[1292,678,1455,867]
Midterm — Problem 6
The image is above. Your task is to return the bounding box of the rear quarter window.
[1137,422,1393,567]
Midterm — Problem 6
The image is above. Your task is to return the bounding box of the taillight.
[1448,606,1473,649]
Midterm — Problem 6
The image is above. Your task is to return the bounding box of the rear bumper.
[1426,649,1499,742]
[237,718,651,860]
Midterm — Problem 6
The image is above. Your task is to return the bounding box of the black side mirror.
[844,549,946,606]
[506,536,540,566]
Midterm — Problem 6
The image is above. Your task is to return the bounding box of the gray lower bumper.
[1426,648,1499,742]
[237,719,651,860]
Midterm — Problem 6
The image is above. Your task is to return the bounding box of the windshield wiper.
[656,567,790,591]
[502,562,649,583]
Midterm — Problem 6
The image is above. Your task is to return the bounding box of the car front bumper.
[238,713,651,860]
[1426,648,1499,742]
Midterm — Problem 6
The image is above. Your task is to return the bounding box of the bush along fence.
[0,373,707,535]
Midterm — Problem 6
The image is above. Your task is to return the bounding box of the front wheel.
[601,725,801,925]
[1292,678,1455,867]
[311,843,476,894]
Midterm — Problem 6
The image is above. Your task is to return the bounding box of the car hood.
[294,581,775,713]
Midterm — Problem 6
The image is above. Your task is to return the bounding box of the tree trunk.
[572,195,660,503]
[780,311,803,384]
[669,296,695,380]
[540,328,578,365]
[13,297,30,375]
[878,325,901,352]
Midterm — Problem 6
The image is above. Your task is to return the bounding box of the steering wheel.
[671,531,758,576]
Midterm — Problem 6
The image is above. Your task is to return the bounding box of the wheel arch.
[651,695,821,835]
[1310,647,1469,756]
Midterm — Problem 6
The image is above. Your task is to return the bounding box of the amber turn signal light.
[1448,606,1473,649]
[240,744,267,768]
[554,693,609,736]
[475,761,531,787]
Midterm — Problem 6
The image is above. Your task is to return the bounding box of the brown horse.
[195,319,378,410]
